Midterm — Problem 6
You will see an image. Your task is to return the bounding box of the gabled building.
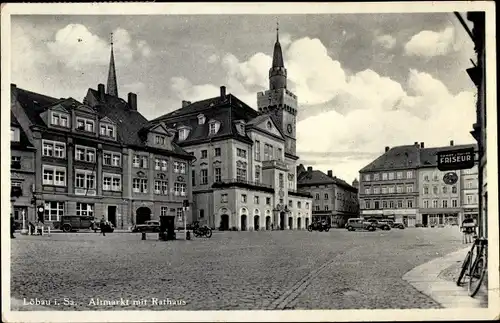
[297,166,359,227]
[10,38,194,229]
[151,27,312,231]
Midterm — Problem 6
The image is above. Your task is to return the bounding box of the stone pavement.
[403,246,487,308]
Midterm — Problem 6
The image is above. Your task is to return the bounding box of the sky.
[10,11,478,184]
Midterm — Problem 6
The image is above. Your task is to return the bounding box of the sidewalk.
[403,247,488,308]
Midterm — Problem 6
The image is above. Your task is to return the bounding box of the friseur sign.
[437,147,475,171]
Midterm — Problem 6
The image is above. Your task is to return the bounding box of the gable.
[254,117,283,139]
[49,104,69,114]
[150,124,169,135]
[99,116,116,125]
[74,104,96,115]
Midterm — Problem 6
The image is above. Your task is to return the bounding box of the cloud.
[207,54,219,64]
[46,24,150,70]
[404,26,456,57]
[374,34,396,49]
[170,77,221,102]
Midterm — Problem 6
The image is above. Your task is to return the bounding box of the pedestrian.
[100,216,106,236]
[461,215,475,244]
[10,214,16,239]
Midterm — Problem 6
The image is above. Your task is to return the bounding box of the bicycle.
[456,236,488,297]
[192,222,213,238]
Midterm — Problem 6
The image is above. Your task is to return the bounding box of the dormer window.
[178,128,190,141]
[235,120,246,136]
[99,123,116,139]
[198,114,206,125]
[76,117,94,133]
[155,135,165,145]
[51,111,69,128]
[208,120,220,135]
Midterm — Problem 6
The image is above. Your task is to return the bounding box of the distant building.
[10,112,36,226]
[461,165,479,223]
[150,27,312,231]
[297,166,359,227]
[10,39,194,229]
[358,141,478,227]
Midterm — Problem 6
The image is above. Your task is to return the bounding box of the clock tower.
[257,23,298,158]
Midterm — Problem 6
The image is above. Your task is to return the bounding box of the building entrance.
[136,207,151,225]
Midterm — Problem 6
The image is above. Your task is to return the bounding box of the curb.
[402,247,485,308]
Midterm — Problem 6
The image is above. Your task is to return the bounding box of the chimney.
[220,86,226,99]
[98,84,105,101]
[385,146,390,152]
[128,92,137,111]
[182,100,191,108]
[327,170,333,177]
[450,140,454,146]
[11,83,16,89]
[420,142,424,148]
[414,142,418,146]
[307,166,312,172]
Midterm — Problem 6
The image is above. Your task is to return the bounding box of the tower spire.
[269,21,286,89]
[276,19,279,42]
[107,32,118,97]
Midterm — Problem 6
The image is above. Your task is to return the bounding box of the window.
[424,175,429,181]
[237,164,247,181]
[374,201,380,209]
[44,201,64,221]
[442,186,447,194]
[11,156,21,169]
[433,174,439,181]
[42,165,66,186]
[254,141,261,161]
[161,207,168,217]
[466,180,474,189]
[297,201,302,208]
[201,169,208,185]
[51,112,69,128]
[264,144,273,161]
[254,196,260,204]
[255,166,261,183]
[173,161,186,174]
[373,187,380,194]
[191,170,196,186]
[279,173,284,188]
[373,173,380,181]
[241,194,247,203]
[277,148,283,160]
[364,174,371,181]
[364,200,370,209]
[396,172,403,179]
[208,121,219,135]
[154,158,167,171]
[104,153,112,165]
[103,152,121,167]
[452,199,458,207]
[324,193,328,200]
[388,173,394,180]
[42,140,66,158]
[315,205,320,211]
[396,186,403,193]
[382,201,388,208]
[406,171,413,179]
[432,200,438,208]
[288,200,293,207]
[76,117,95,133]
[133,178,148,193]
[266,197,271,205]
[176,208,183,221]
[388,186,395,193]
[221,194,228,203]
[452,186,457,194]
[197,114,206,125]
[382,173,388,180]
[442,200,448,208]
[75,170,95,191]
[75,146,96,163]
[305,202,310,209]
[76,203,94,217]
[154,180,168,195]
[423,186,429,194]
[154,135,164,145]
[211,167,221,183]
[214,147,221,157]
[174,183,187,196]
[325,205,329,211]
[100,124,116,138]
[365,187,371,194]
[423,200,429,208]
[237,148,247,158]
[432,186,438,194]
[397,200,403,208]
[389,201,394,208]
[201,150,208,159]
[381,187,388,194]
[178,129,189,141]
[406,185,413,193]
[466,194,474,205]
[407,200,413,208]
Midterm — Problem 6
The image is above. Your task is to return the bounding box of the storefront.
[419,210,461,227]
[383,209,418,227]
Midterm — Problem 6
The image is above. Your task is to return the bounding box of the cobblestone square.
[11,227,465,311]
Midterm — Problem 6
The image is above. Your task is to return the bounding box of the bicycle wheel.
[468,254,487,297]
[456,251,472,286]
[204,228,213,238]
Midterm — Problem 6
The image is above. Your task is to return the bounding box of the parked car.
[345,218,376,231]
[59,215,95,232]
[376,220,393,231]
[390,221,405,229]
[131,220,161,233]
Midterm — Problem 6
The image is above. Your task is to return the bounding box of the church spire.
[269,20,287,90]
[107,32,118,97]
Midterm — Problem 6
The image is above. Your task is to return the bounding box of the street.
[11,227,465,311]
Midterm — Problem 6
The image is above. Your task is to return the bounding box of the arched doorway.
[254,215,260,231]
[220,214,229,231]
[266,216,271,230]
[297,217,302,230]
[279,212,285,230]
[305,218,310,229]
[136,207,151,225]
[241,214,247,231]
[288,216,293,230]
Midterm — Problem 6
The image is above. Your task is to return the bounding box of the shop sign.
[437,147,475,171]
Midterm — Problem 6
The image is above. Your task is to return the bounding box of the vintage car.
[375,220,393,230]
[59,215,95,232]
[131,220,161,233]
[345,218,376,231]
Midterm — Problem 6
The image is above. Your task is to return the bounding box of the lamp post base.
[20,229,28,235]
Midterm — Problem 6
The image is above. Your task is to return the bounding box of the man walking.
[100,216,106,236]
[461,214,475,244]
[11,214,16,239]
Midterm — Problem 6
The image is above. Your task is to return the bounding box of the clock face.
[287,124,293,134]
[443,172,458,185]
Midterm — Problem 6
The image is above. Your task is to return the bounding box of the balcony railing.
[262,159,289,170]
[212,178,274,192]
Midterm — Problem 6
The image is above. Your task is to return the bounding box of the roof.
[272,40,284,68]
[360,143,478,172]
[297,168,358,192]
[85,88,191,157]
[359,145,420,172]
[150,93,259,146]
[12,86,60,127]
[10,111,34,150]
